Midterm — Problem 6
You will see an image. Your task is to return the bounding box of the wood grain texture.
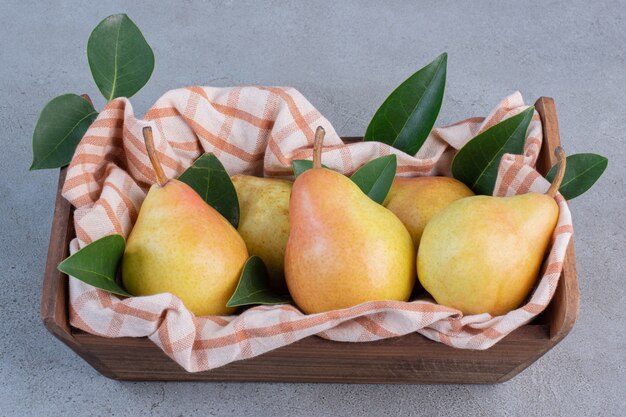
[40,167,71,335]
[534,97,580,342]
[73,326,549,383]
[40,97,579,383]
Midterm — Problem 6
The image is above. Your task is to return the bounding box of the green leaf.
[451,107,534,195]
[58,235,129,296]
[178,153,239,228]
[292,160,329,178]
[30,94,98,170]
[546,153,608,200]
[364,53,447,155]
[226,256,291,307]
[87,14,154,101]
[350,155,397,204]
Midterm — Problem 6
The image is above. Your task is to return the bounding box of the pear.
[384,177,474,248]
[232,175,292,294]
[417,148,567,316]
[285,127,416,314]
[122,127,248,316]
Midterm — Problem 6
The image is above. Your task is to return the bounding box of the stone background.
[1,1,624,415]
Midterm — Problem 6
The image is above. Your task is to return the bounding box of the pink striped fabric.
[62,86,572,372]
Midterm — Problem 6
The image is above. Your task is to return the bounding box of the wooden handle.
[81,94,93,106]
[534,97,579,343]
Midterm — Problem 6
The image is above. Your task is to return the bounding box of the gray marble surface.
[1,1,624,415]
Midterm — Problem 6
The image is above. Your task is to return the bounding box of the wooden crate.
[40,97,579,383]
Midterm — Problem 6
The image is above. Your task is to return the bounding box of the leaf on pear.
[546,153,608,200]
[364,53,447,156]
[57,234,129,296]
[350,154,397,204]
[226,256,291,307]
[292,160,329,178]
[178,153,240,228]
[451,107,534,195]
[87,14,154,101]
[30,94,98,170]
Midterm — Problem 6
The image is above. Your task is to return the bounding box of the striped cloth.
[62,86,573,372]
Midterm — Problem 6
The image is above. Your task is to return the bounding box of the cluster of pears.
[122,126,565,318]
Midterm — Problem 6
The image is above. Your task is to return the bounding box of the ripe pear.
[417,148,567,316]
[285,127,415,314]
[384,177,474,248]
[122,127,248,316]
[232,175,292,294]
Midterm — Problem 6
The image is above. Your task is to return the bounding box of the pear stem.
[546,146,567,198]
[142,126,168,187]
[312,126,325,169]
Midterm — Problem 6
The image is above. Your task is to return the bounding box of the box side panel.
[74,326,549,383]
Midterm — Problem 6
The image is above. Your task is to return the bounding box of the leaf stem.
[313,126,325,169]
[142,126,168,187]
[546,146,566,197]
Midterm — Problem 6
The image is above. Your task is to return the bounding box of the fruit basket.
[40,97,579,384]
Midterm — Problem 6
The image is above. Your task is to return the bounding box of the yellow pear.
[122,127,248,316]
[417,148,567,316]
[285,127,415,314]
[232,175,292,294]
[384,177,474,248]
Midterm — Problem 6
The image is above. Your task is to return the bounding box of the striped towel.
[62,86,573,372]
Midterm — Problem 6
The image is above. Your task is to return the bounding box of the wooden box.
[41,97,579,383]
